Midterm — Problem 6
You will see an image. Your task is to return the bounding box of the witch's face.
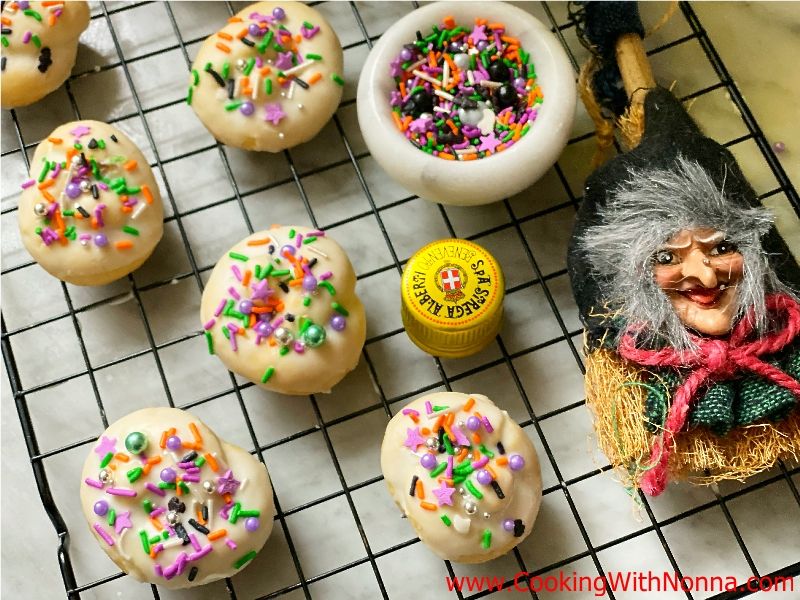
[652,228,744,337]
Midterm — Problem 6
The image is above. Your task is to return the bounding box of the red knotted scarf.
[618,293,800,496]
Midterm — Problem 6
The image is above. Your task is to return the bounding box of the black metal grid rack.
[2,2,799,599]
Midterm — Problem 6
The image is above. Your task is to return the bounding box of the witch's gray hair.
[579,155,784,350]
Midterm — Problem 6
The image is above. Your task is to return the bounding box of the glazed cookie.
[17,120,164,285]
[200,226,366,395]
[1,1,90,108]
[381,392,541,563]
[188,1,344,152]
[80,407,275,588]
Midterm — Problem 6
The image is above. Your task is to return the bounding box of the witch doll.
[567,2,800,495]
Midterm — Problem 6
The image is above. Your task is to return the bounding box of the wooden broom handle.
[615,32,656,106]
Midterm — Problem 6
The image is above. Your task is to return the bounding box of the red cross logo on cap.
[440,268,462,291]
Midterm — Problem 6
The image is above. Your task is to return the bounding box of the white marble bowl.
[357,1,576,206]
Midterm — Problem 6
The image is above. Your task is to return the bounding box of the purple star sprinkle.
[468,24,487,45]
[432,481,456,506]
[216,469,241,495]
[274,51,294,70]
[389,57,404,78]
[264,103,286,125]
[94,435,117,458]
[409,117,433,134]
[403,427,425,450]
[478,132,502,153]
[114,510,133,534]
[70,125,91,138]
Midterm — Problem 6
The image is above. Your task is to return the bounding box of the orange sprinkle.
[251,306,270,314]
[215,42,231,53]
[420,501,437,511]
[472,433,481,444]
[445,119,458,135]
[457,448,468,462]
[41,189,55,202]
[160,431,168,449]
[236,27,248,39]
[207,529,227,541]
[189,422,203,445]
[408,413,419,424]
[443,15,455,29]
[444,412,455,427]
[307,72,322,85]
[115,240,134,250]
[196,508,206,525]
[501,35,520,45]
[475,17,488,26]
[464,397,475,412]
[1,17,11,26]
[175,482,182,496]
[142,464,152,476]
[420,427,430,436]
[227,16,242,23]
[38,179,55,190]
[438,152,455,160]
[416,479,424,499]
[241,270,252,287]
[204,453,219,472]
[288,279,303,287]
[123,159,137,171]
[108,464,116,470]
[147,456,162,465]
[48,13,56,26]
[496,456,509,466]
[47,137,63,144]
[249,313,256,328]
[246,237,271,246]
[486,465,498,479]
[294,33,302,43]
[433,415,445,433]
[114,453,129,462]
[259,66,272,76]
[217,31,233,41]
[391,111,404,132]
[121,206,133,214]
[487,22,505,30]
[240,76,250,88]
[399,80,407,98]
[141,185,154,204]
[42,1,65,5]
[150,549,157,559]
[150,517,163,531]
[223,493,232,505]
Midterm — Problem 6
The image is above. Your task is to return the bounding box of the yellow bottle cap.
[401,239,505,358]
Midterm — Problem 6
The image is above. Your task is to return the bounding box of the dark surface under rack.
[2,2,799,599]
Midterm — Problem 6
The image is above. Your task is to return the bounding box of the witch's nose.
[681,250,717,288]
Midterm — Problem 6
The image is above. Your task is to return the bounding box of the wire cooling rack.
[2,2,799,599]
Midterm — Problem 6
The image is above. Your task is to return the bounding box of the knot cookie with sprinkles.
[381,392,542,563]
[188,1,344,152]
[1,0,89,108]
[200,226,366,395]
[17,121,165,285]
[80,407,275,589]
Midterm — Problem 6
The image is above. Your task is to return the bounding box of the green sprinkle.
[279,346,290,356]
[443,434,454,455]
[298,317,311,334]
[195,455,206,467]
[223,298,235,315]
[65,226,77,241]
[261,263,274,279]
[265,77,272,95]
[192,69,199,85]
[203,331,215,355]
[62,210,75,217]
[441,514,452,527]
[302,236,317,244]
[31,34,41,48]
[203,61,212,71]
[127,467,144,483]
[100,452,114,468]
[225,100,243,111]
[452,474,467,484]
[430,461,447,478]
[162,530,169,540]
[432,405,449,412]
[186,86,193,105]
[139,530,150,554]
[23,8,42,21]
[179,482,190,495]
[319,281,336,296]
[234,550,258,569]
[303,296,311,307]
[479,444,494,458]
[122,225,140,236]
[35,227,42,235]
[158,482,177,490]
[97,139,106,149]
[261,367,275,383]
[271,269,290,277]
[107,508,116,527]
[464,480,483,499]
[243,57,255,76]
[143,499,154,514]
[238,509,260,518]
[222,327,230,340]
[288,228,296,238]
[221,61,230,80]
[306,53,322,61]
[73,142,83,150]
[331,73,345,86]
[481,529,492,549]
[302,20,313,29]
[38,161,50,183]
[0,36,8,48]
[229,252,248,261]
[149,534,161,544]
[229,502,241,524]
[331,302,349,316]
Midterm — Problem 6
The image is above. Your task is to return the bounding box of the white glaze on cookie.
[17,120,164,285]
[80,407,274,589]
[381,392,542,563]
[0,1,89,108]
[189,1,344,151]
[200,226,366,395]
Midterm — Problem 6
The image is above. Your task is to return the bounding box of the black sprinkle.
[279,282,289,293]
[174,522,190,545]
[77,206,90,218]
[188,567,198,582]
[268,244,275,254]
[110,134,118,143]
[491,480,505,499]
[496,441,506,455]
[227,78,235,99]
[409,475,419,497]
[37,47,52,73]
[285,313,295,322]
[80,152,88,166]
[1,28,11,35]
[513,519,525,538]
[206,67,225,87]
[202,504,209,522]
[241,37,255,47]
[90,184,99,199]
[1,57,5,72]
[416,30,423,41]
[88,138,98,149]
[181,451,198,463]
[308,258,318,268]
[168,497,186,513]
[294,77,309,90]
[188,518,210,535]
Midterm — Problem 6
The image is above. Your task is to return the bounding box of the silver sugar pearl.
[33,202,48,216]
[456,420,465,429]
[273,326,294,346]
[278,132,285,139]
[458,487,466,496]
[453,53,470,69]
[79,179,91,192]
[166,510,179,525]
[425,436,439,450]
[98,468,113,484]
[202,480,215,494]
[71,155,82,166]
[464,500,477,515]
[297,103,304,110]
[483,512,491,519]
[236,58,247,70]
